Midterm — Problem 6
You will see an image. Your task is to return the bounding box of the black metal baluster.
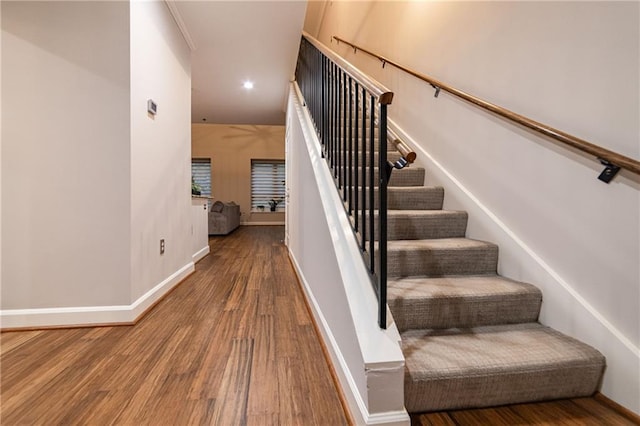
[347,77,353,211]
[316,51,320,124]
[354,82,360,232]
[331,63,337,172]
[340,71,346,192]
[361,87,367,253]
[312,47,316,115]
[321,55,327,154]
[336,69,341,185]
[368,95,375,274]
[378,103,388,329]
[326,59,331,160]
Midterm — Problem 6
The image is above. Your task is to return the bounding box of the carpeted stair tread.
[388,275,542,330]
[402,323,606,412]
[386,238,498,277]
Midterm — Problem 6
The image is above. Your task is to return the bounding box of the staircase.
[295,33,606,414]
[380,148,606,413]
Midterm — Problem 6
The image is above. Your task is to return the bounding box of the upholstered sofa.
[208,201,240,235]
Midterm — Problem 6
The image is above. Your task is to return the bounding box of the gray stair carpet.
[386,238,499,277]
[386,187,444,210]
[361,145,607,412]
[366,210,467,241]
[401,323,605,412]
[347,166,425,186]
[361,186,445,210]
[388,275,542,330]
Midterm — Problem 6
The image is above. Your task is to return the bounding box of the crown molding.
[164,0,196,51]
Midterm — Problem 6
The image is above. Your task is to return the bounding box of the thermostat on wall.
[147,99,157,115]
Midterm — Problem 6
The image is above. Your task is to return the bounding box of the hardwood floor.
[1,226,348,425]
[2,226,638,425]
[411,396,640,425]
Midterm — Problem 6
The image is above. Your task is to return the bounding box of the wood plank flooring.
[2,226,638,425]
[412,396,640,425]
[1,226,348,425]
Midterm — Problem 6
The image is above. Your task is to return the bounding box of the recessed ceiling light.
[243,81,254,90]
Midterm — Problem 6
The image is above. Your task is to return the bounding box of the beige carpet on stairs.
[332,130,605,413]
[361,151,605,413]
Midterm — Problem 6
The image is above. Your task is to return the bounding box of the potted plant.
[191,177,202,196]
[268,198,281,212]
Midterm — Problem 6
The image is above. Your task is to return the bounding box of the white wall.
[1,2,3,301]
[1,1,194,328]
[130,0,192,304]
[1,2,131,312]
[286,84,408,426]
[306,0,640,413]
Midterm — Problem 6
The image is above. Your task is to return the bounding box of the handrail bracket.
[385,157,409,181]
[430,84,441,98]
[597,158,621,184]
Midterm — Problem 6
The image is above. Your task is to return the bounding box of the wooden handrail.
[388,129,416,164]
[333,36,640,180]
[304,32,415,164]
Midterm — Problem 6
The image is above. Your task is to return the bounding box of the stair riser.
[386,245,498,277]
[337,151,407,165]
[362,213,467,241]
[404,363,604,413]
[349,187,445,210]
[333,167,425,187]
[389,294,541,331]
[387,188,443,210]
[390,169,425,187]
[324,138,394,151]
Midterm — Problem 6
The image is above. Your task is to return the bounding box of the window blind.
[251,160,285,211]
[192,158,211,196]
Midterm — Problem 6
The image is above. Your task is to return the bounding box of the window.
[251,160,285,211]
[191,158,211,197]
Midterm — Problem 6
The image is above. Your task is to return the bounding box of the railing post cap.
[379,92,394,105]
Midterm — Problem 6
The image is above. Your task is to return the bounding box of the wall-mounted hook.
[381,60,387,69]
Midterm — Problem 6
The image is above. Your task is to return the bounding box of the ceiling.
[168,1,308,125]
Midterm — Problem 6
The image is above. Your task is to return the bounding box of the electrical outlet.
[160,239,165,254]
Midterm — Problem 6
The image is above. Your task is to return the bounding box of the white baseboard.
[240,221,285,226]
[0,262,194,329]
[192,245,210,263]
[367,411,413,426]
